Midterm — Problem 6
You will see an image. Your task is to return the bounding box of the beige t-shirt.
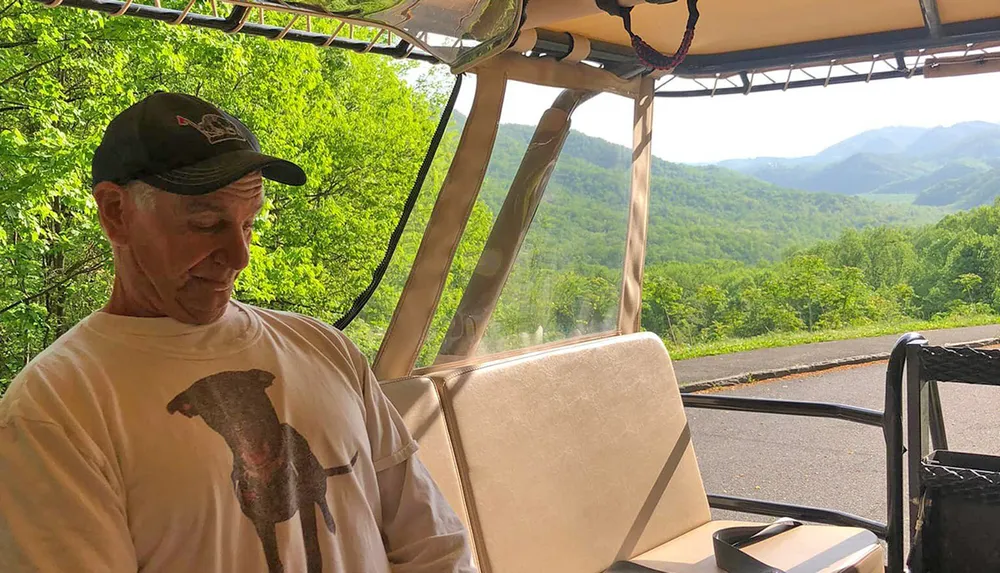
[0,301,474,572]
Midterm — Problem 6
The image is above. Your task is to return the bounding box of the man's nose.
[218,227,251,271]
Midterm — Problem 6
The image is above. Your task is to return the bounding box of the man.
[0,92,476,573]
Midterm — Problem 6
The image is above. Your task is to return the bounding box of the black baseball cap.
[92,91,306,195]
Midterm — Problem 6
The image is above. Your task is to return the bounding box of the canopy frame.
[33,0,1000,97]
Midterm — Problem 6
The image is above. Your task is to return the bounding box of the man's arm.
[0,416,138,572]
[378,454,477,573]
[334,329,476,572]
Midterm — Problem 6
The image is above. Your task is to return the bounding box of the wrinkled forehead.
[223,171,265,198]
[177,172,265,215]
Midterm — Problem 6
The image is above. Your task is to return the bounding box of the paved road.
[686,348,1000,539]
[674,324,1000,387]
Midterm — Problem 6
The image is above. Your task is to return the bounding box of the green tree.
[778,255,831,331]
[642,272,692,343]
[552,269,617,337]
[955,273,984,303]
[0,1,449,389]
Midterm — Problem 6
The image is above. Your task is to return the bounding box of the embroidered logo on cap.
[176,114,248,145]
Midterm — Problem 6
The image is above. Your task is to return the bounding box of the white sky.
[443,68,1000,164]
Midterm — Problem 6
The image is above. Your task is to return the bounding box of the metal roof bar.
[672,17,1000,75]
[35,0,438,63]
[531,23,1000,79]
[656,41,1000,97]
[657,66,923,98]
[919,0,944,39]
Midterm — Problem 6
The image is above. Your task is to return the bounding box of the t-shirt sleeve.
[378,454,477,573]
[0,415,138,572]
[347,340,419,473]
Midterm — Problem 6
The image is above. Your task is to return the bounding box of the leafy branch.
[0,252,109,316]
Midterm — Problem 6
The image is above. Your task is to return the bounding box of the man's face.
[119,172,264,324]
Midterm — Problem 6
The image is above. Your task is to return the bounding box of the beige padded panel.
[378,377,472,536]
[939,0,1000,24]
[537,0,928,55]
[632,520,884,573]
[474,52,644,98]
[435,333,712,573]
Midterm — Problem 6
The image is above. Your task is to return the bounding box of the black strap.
[605,561,662,572]
[605,518,802,573]
[333,73,463,330]
[713,519,803,573]
[595,0,699,71]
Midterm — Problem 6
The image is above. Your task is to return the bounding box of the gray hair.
[124,180,159,211]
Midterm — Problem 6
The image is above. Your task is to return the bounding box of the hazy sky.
[445,68,1000,165]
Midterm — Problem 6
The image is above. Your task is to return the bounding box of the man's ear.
[92,181,131,246]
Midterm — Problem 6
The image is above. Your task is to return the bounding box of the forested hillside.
[0,1,454,385]
[484,123,942,265]
[468,121,1000,356]
[720,122,1000,210]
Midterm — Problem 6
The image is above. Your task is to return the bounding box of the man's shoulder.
[12,317,98,378]
[241,302,343,337]
[0,320,98,424]
[238,302,362,355]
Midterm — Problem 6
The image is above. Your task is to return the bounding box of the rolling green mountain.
[473,122,942,266]
[717,122,1000,209]
[813,126,928,162]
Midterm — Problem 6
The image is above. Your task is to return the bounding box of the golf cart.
[28,0,1000,570]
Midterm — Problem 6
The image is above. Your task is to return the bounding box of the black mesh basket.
[920,450,1000,572]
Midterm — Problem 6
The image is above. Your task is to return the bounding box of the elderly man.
[0,92,475,573]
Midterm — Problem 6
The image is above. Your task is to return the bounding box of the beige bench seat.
[381,333,885,573]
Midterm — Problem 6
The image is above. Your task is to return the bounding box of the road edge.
[679,337,1000,393]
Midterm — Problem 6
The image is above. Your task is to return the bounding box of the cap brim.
[142,149,306,196]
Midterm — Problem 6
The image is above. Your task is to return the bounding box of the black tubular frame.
[706,494,887,536]
[333,73,463,330]
[34,0,438,63]
[900,338,1000,571]
[681,331,923,573]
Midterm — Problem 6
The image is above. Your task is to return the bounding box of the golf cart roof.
[37,0,1000,94]
[533,0,1000,70]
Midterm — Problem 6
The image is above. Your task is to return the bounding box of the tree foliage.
[0,1,456,387]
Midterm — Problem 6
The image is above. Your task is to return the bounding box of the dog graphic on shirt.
[167,369,357,573]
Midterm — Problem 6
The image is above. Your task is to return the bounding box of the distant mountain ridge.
[716,121,1000,209]
[471,121,942,266]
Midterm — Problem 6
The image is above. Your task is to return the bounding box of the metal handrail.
[682,394,883,427]
[682,332,922,573]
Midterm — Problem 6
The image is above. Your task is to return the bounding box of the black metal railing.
[902,338,1000,572]
[681,331,922,573]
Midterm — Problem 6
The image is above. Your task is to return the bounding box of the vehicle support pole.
[618,75,654,334]
[885,333,924,573]
[906,340,930,571]
[435,89,596,362]
[374,67,507,379]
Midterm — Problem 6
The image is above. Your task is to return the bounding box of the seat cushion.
[631,520,884,573]
[432,333,712,573]
[378,376,472,535]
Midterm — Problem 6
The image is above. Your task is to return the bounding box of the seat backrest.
[429,332,711,573]
[378,376,475,551]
